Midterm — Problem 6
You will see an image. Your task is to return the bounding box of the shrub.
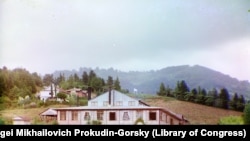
[0,118,5,125]
[218,116,244,125]
[91,120,102,125]
[134,117,145,125]
[243,103,250,124]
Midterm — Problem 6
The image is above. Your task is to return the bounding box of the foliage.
[91,120,102,125]
[174,80,190,100]
[0,118,5,125]
[134,117,145,125]
[157,82,166,96]
[56,92,67,101]
[79,98,88,106]
[218,116,244,125]
[114,77,121,91]
[243,103,250,124]
[156,81,245,112]
[51,120,59,125]
[0,67,43,109]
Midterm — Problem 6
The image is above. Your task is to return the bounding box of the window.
[109,112,116,121]
[149,111,156,120]
[91,101,98,106]
[115,101,123,106]
[60,111,66,120]
[97,111,103,120]
[128,101,135,106]
[103,101,108,106]
[71,111,78,121]
[84,112,91,120]
[123,112,130,120]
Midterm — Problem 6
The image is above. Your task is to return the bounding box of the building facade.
[54,90,188,125]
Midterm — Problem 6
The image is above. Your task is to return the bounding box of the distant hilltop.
[52,65,250,100]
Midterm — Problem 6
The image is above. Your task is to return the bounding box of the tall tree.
[31,72,43,87]
[88,70,96,85]
[114,77,121,91]
[107,76,113,87]
[218,88,230,109]
[237,95,246,111]
[157,82,166,96]
[81,71,89,86]
[43,74,53,86]
[90,77,103,95]
[175,80,189,100]
[0,70,6,97]
[179,80,190,93]
[230,93,239,110]
[205,88,218,106]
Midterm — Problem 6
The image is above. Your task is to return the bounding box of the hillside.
[142,96,243,124]
[52,65,250,100]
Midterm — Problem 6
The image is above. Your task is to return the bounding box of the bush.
[134,117,145,125]
[87,120,102,125]
[218,116,244,125]
[243,103,250,124]
[0,118,5,125]
[91,120,102,125]
[28,102,37,108]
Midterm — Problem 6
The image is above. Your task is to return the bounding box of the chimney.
[87,86,91,100]
[108,86,111,105]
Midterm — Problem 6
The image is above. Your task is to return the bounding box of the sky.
[1,0,250,81]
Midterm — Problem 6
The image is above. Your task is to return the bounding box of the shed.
[12,116,31,125]
[39,108,57,122]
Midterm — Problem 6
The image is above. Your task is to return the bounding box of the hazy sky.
[1,0,250,81]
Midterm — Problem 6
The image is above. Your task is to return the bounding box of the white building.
[38,84,59,102]
[53,89,189,125]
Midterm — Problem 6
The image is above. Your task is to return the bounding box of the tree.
[205,88,218,106]
[43,74,53,86]
[114,77,121,91]
[236,95,246,111]
[0,71,6,97]
[82,71,89,85]
[31,72,43,87]
[179,80,190,93]
[184,88,196,102]
[157,82,166,96]
[196,88,207,104]
[230,93,239,110]
[50,83,54,98]
[243,103,250,124]
[90,77,104,95]
[88,70,96,85]
[218,88,230,109]
[107,76,113,87]
[57,92,67,101]
[175,80,190,100]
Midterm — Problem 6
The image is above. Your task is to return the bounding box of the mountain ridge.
[52,65,250,100]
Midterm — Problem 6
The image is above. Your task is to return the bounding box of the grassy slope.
[143,96,243,124]
[0,104,68,124]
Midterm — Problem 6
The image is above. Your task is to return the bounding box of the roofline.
[38,108,56,115]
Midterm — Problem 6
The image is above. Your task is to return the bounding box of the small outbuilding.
[39,108,57,122]
[12,116,31,125]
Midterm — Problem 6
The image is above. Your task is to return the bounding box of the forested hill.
[53,65,250,100]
